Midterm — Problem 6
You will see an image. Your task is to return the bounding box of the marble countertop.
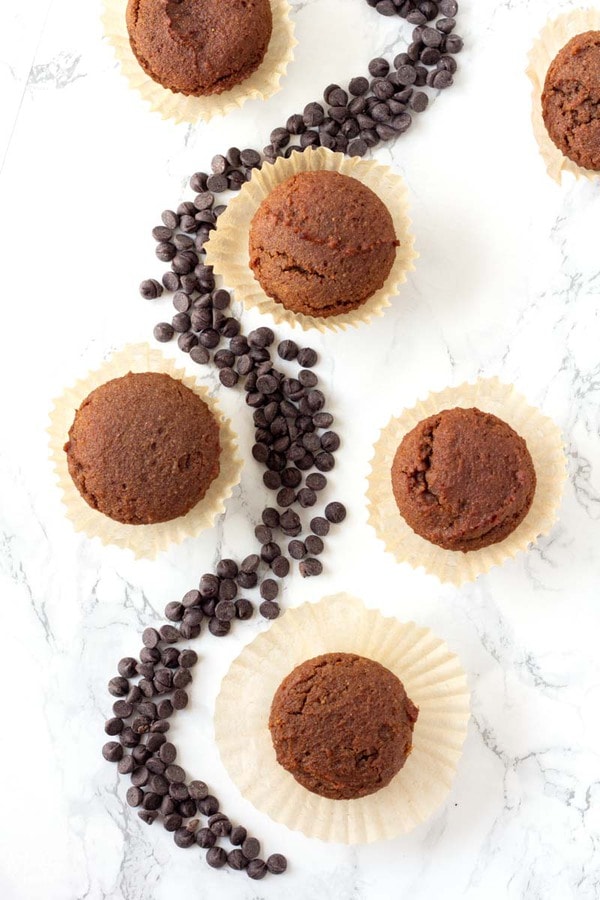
[1,0,600,898]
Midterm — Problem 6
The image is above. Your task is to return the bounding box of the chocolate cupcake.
[125,0,273,97]
[542,30,600,171]
[269,652,418,800]
[65,372,221,525]
[206,148,416,331]
[216,594,470,842]
[391,407,536,553]
[50,345,242,557]
[248,170,399,318]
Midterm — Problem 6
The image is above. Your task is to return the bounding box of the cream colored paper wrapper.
[204,147,417,332]
[527,9,600,183]
[367,378,567,586]
[215,594,470,844]
[101,0,296,124]
[48,343,242,559]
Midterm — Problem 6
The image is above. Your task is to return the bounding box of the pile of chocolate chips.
[105,0,463,878]
[102,635,286,879]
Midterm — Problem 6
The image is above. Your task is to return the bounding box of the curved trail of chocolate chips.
[103,0,463,879]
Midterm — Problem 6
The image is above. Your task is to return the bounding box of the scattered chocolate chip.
[299,558,323,578]
[325,501,347,523]
[196,827,216,849]
[247,859,268,880]
[206,847,228,868]
[267,853,288,875]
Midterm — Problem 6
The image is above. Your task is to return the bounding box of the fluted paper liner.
[367,378,567,586]
[204,147,417,332]
[101,0,296,124]
[48,343,242,559]
[215,594,470,843]
[527,9,600,183]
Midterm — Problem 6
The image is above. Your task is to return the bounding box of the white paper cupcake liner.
[48,343,242,559]
[367,378,567,586]
[205,146,417,332]
[215,593,470,844]
[102,0,296,124]
[527,9,600,183]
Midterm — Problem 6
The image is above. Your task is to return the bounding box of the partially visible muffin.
[269,652,418,800]
[391,407,536,552]
[542,31,600,171]
[249,170,399,318]
[64,372,221,525]
[126,0,273,97]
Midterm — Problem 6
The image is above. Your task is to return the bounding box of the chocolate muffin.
[65,372,221,525]
[542,31,600,171]
[269,652,418,800]
[126,0,273,97]
[249,171,399,318]
[391,407,537,553]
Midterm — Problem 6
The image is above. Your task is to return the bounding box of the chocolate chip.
[198,795,219,816]
[174,828,196,849]
[277,339,298,360]
[305,535,324,556]
[165,764,186,783]
[142,792,162,811]
[206,847,228,868]
[297,488,317,508]
[271,556,290,578]
[325,501,347,523]
[108,677,129,697]
[209,617,230,637]
[260,578,279,600]
[140,279,163,300]
[215,600,236,622]
[190,345,210,365]
[440,0,458,14]
[231,825,247,846]
[259,600,280,620]
[303,102,325,127]
[228,849,249,870]
[209,813,232,836]
[349,76,369,96]
[138,810,158,825]
[247,859,268,880]
[235,598,253,620]
[118,755,134,775]
[241,837,261,860]
[164,814,183,832]
[297,347,317,368]
[195,827,216,849]
[267,853,288,875]
[299,558,323,578]
[102,741,123,762]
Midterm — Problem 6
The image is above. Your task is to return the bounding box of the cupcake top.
[391,407,537,553]
[126,0,273,97]
[269,652,418,800]
[64,371,221,525]
[248,170,399,318]
[541,30,600,171]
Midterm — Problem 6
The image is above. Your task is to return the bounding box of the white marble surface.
[1,0,600,897]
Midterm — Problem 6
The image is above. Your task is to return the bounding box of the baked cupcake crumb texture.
[391,407,537,553]
[249,170,399,318]
[126,0,273,97]
[542,30,600,171]
[65,371,221,525]
[269,652,418,800]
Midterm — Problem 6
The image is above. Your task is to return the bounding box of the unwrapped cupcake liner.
[215,593,470,844]
[48,343,242,559]
[204,146,417,332]
[367,378,567,586]
[527,9,600,183]
[101,0,296,124]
